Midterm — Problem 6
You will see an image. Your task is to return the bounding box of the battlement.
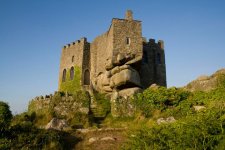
[143,38,164,49]
[63,37,88,49]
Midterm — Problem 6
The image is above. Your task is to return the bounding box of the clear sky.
[0,0,225,113]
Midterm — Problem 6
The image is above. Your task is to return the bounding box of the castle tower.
[58,10,167,94]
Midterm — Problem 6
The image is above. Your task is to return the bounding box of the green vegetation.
[0,101,71,149]
[125,75,225,149]
[59,66,81,93]
[2,70,225,149]
[28,90,91,128]
[0,101,12,131]
[92,92,111,117]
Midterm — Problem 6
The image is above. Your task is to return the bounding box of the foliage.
[93,92,111,117]
[59,66,81,94]
[132,87,190,117]
[0,124,66,149]
[0,101,12,131]
[72,90,90,108]
[0,103,68,150]
[127,75,225,149]
[127,107,225,150]
[217,74,225,89]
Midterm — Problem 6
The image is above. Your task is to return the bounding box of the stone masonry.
[58,10,166,98]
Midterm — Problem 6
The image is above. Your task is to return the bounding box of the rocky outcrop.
[185,68,225,91]
[45,118,68,130]
[92,52,143,117]
[157,116,176,125]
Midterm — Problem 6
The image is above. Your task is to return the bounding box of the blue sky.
[0,0,225,113]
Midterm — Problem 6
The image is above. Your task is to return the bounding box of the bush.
[132,87,190,117]
[0,123,66,149]
[127,83,225,149]
[0,101,12,131]
[127,108,225,150]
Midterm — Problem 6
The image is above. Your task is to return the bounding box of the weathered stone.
[79,107,89,114]
[88,137,99,144]
[100,137,116,141]
[111,68,141,88]
[185,68,225,92]
[111,66,120,75]
[193,106,206,111]
[157,116,176,125]
[118,87,142,97]
[45,118,68,130]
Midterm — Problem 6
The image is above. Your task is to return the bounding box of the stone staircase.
[90,106,106,118]
[85,85,109,126]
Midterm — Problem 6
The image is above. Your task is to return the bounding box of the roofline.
[112,18,142,22]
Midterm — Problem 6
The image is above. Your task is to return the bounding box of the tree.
[0,101,12,130]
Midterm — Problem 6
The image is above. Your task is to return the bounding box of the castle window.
[126,37,130,45]
[72,56,74,62]
[70,67,74,80]
[62,69,66,82]
[156,53,161,64]
[84,69,90,85]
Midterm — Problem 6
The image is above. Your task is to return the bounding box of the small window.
[156,53,161,64]
[126,37,130,45]
[72,56,74,62]
[70,67,74,80]
[84,69,90,85]
[62,69,66,82]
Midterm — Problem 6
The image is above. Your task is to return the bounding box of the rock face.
[185,68,225,92]
[45,118,68,130]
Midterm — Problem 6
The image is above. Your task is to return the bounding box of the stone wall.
[140,39,167,88]
[112,18,142,60]
[29,92,90,119]
[90,27,114,80]
[58,38,89,90]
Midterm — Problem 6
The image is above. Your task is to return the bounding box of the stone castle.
[58,10,166,98]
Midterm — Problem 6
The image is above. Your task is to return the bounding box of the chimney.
[125,10,133,21]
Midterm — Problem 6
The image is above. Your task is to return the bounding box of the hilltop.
[0,68,225,149]
[185,68,225,91]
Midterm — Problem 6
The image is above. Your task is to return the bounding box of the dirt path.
[65,128,127,150]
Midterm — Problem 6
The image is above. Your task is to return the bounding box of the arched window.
[62,69,66,82]
[126,37,130,45]
[70,67,74,80]
[156,53,161,64]
[84,69,90,85]
[72,56,74,62]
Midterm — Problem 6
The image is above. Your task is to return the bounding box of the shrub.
[132,87,190,117]
[127,108,225,150]
[0,101,12,131]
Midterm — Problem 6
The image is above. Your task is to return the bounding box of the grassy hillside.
[1,68,225,149]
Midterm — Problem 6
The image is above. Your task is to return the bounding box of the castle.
[58,10,166,97]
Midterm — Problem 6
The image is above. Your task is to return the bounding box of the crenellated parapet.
[63,37,88,49]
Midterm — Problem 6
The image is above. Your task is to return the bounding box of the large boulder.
[110,68,141,88]
[118,87,142,98]
[45,118,68,130]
